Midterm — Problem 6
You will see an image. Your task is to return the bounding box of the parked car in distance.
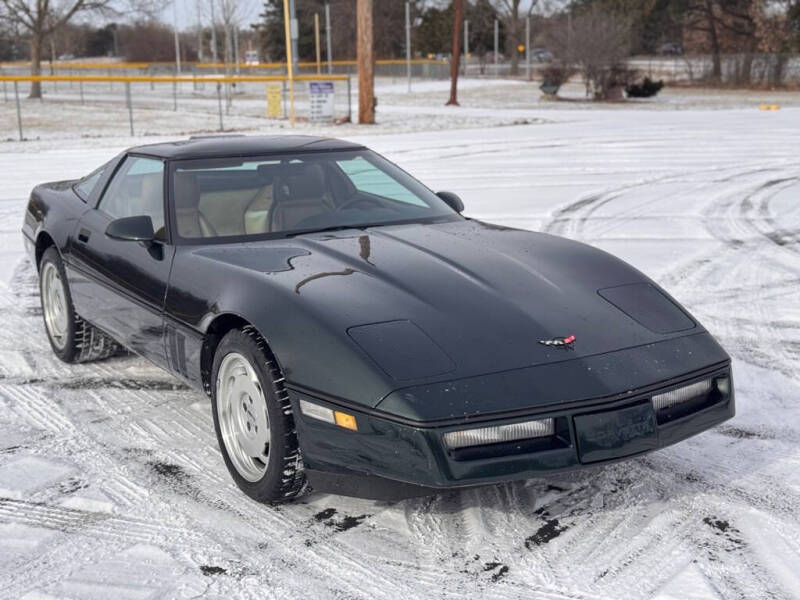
[531,48,553,63]
[484,51,505,63]
[23,135,734,503]
[659,42,683,56]
[245,50,260,66]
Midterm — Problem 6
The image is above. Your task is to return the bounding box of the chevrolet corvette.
[22,135,734,502]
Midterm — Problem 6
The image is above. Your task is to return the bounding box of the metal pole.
[526,16,531,81]
[282,79,287,118]
[173,0,182,75]
[347,74,351,122]
[195,0,204,63]
[315,13,321,75]
[234,26,240,75]
[567,12,572,58]
[289,0,299,76]
[14,81,23,141]
[216,82,224,130]
[125,81,134,136]
[325,3,333,74]
[405,1,411,93]
[463,20,468,77]
[173,80,178,110]
[79,80,84,105]
[494,19,499,77]
[210,0,218,64]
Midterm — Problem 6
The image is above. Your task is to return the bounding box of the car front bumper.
[291,364,734,500]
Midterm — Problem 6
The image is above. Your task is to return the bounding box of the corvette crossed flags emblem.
[539,334,576,348]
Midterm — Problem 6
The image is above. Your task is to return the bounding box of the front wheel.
[39,246,119,363]
[210,327,306,503]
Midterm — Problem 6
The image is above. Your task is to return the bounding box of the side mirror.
[106,215,155,242]
[436,191,464,214]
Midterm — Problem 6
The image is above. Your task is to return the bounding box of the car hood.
[197,219,705,398]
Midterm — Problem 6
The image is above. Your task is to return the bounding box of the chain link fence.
[0,73,352,141]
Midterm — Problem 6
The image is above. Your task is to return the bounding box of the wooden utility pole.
[357,0,375,124]
[446,0,463,106]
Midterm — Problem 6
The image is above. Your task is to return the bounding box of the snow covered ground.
[1,86,800,599]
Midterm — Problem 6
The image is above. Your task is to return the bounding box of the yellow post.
[315,13,321,75]
[282,0,295,127]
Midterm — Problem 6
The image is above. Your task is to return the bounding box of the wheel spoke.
[41,262,69,350]
[216,352,272,482]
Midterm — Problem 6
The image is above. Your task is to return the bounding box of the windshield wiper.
[285,223,384,238]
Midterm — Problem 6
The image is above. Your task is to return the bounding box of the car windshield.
[169,149,460,241]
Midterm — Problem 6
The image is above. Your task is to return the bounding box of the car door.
[67,155,175,364]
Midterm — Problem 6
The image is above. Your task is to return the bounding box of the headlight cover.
[443,418,555,450]
[651,379,713,411]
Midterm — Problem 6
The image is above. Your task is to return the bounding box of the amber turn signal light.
[334,411,358,431]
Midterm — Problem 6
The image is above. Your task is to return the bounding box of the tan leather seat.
[138,173,165,237]
[174,172,216,238]
[244,185,273,235]
[272,163,331,232]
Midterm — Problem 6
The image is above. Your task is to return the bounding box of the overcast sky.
[157,0,263,32]
[143,0,560,34]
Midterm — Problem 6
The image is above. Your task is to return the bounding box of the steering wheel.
[336,195,394,212]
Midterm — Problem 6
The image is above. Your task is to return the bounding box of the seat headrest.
[281,163,327,200]
[174,171,200,209]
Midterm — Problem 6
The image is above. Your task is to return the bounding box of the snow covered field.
[1,88,800,599]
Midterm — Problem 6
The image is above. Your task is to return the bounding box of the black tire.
[39,246,120,364]
[210,326,306,503]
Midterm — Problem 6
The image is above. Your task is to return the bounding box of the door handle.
[77,228,91,243]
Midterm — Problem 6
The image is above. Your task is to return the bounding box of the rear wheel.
[211,327,306,503]
[39,246,119,363]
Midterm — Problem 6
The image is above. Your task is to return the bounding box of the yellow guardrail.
[1,58,448,70]
[196,58,447,68]
[0,74,348,83]
[0,61,151,69]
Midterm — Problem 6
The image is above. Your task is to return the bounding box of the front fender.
[165,246,395,408]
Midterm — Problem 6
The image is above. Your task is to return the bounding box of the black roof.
[131,135,365,160]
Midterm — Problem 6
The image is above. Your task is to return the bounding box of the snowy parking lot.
[1,92,799,599]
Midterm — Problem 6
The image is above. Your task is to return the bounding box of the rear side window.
[74,166,104,202]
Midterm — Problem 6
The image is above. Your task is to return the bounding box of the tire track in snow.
[533,157,800,598]
[3,119,800,598]
[0,276,418,600]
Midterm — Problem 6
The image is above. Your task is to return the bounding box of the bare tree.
[217,0,251,109]
[684,0,762,83]
[0,0,163,98]
[550,6,632,100]
[446,0,463,105]
[1,0,104,97]
[489,0,538,76]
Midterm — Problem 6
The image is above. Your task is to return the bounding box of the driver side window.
[99,156,166,240]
